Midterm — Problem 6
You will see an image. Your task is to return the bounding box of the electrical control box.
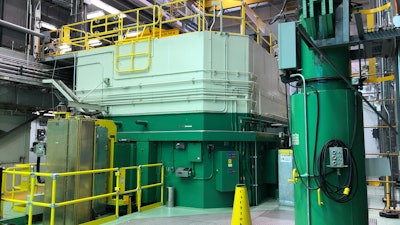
[278,22,298,70]
[328,147,345,168]
[187,143,202,162]
[175,167,192,177]
[216,151,239,192]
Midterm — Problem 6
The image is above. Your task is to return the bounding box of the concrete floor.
[104,186,400,225]
[1,186,399,224]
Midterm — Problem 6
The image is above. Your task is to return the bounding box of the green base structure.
[279,1,368,224]
[112,113,282,208]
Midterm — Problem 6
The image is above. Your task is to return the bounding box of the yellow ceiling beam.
[205,0,271,10]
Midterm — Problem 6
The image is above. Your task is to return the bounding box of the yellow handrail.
[1,163,164,225]
[42,0,277,59]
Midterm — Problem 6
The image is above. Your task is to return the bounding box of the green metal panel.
[187,142,202,162]
[136,141,158,204]
[93,126,109,215]
[114,142,137,191]
[215,151,239,192]
[263,149,277,184]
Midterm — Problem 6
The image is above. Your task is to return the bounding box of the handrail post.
[137,165,142,212]
[115,169,120,218]
[0,167,4,219]
[50,174,57,225]
[160,165,164,205]
[241,2,246,35]
[11,168,16,209]
[27,172,36,225]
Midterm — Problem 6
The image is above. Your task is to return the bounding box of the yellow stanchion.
[231,184,251,225]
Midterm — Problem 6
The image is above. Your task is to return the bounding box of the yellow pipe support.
[27,174,35,225]
[50,177,57,225]
[140,163,163,168]
[121,188,138,195]
[241,4,246,35]
[136,166,142,211]
[1,198,28,204]
[365,75,395,83]
[115,170,120,218]
[0,172,5,218]
[366,180,397,184]
[3,171,51,177]
[57,192,116,207]
[57,168,117,176]
[160,14,200,25]
[161,166,165,205]
[355,2,391,15]
[369,207,400,212]
[121,166,139,170]
[141,182,163,190]
[317,188,324,206]
[385,176,391,210]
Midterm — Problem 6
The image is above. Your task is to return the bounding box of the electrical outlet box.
[278,22,298,70]
[328,147,345,168]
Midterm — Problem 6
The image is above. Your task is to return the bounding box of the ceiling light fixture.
[87,10,105,19]
[86,0,120,14]
[88,39,102,46]
[41,21,57,30]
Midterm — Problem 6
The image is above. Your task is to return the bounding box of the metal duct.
[0,19,45,39]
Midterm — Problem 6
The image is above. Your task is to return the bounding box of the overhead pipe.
[0,19,45,39]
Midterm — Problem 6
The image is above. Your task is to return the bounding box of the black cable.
[269,0,289,24]
[36,157,45,184]
[308,86,321,189]
[317,139,357,203]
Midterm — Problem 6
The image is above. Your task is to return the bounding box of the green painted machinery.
[75,32,287,208]
[279,1,368,225]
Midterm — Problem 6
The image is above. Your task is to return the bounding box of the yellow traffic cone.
[231,184,251,225]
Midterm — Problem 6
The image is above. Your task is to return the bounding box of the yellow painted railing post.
[0,168,4,218]
[115,169,120,218]
[161,166,165,205]
[137,165,142,212]
[50,174,57,225]
[27,172,36,225]
[11,168,16,209]
[241,2,246,35]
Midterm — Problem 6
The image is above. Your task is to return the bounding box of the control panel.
[328,147,345,168]
[216,151,239,192]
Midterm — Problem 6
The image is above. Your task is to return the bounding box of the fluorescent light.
[126,30,142,37]
[43,113,55,117]
[41,21,57,30]
[88,39,102,46]
[90,0,120,14]
[87,10,105,19]
[59,44,72,54]
[59,44,71,50]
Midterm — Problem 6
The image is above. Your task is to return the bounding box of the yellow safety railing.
[1,164,46,212]
[42,0,277,59]
[1,163,164,225]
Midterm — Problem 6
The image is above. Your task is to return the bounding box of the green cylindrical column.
[290,17,368,225]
